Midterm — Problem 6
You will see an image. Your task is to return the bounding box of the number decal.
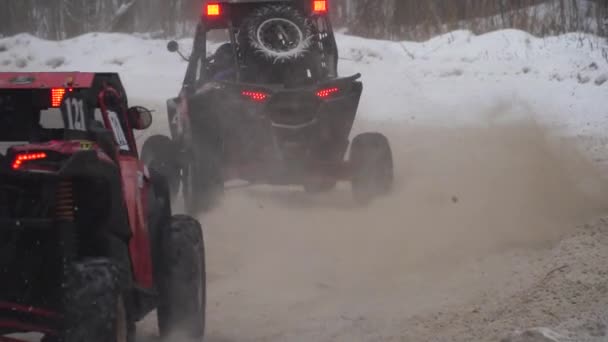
[64,98,86,131]
[107,110,130,151]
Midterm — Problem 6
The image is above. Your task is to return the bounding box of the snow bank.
[339,30,607,133]
[498,216,608,342]
[0,29,606,145]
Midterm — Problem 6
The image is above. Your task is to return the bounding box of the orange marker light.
[313,0,327,13]
[51,88,66,107]
[206,3,221,16]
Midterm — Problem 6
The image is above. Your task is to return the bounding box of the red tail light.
[12,152,47,170]
[313,0,328,13]
[51,88,66,107]
[205,3,221,17]
[316,87,339,99]
[242,91,268,102]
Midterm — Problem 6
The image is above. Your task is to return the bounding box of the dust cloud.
[139,107,608,341]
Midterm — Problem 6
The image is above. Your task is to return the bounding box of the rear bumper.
[0,219,54,230]
[0,300,61,338]
[225,159,353,185]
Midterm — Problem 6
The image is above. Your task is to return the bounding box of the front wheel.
[349,133,394,205]
[158,215,206,341]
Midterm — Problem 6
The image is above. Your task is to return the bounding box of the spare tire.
[239,4,313,63]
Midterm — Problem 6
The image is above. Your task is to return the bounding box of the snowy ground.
[1,30,608,342]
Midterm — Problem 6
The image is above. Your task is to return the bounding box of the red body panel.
[97,87,154,289]
[119,156,154,289]
[0,72,95,89]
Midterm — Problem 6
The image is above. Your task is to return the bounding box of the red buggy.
[0,72,206,342]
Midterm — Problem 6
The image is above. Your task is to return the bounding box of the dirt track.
[132,106,608,341]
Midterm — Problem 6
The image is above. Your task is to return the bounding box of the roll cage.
[180,0,339,89]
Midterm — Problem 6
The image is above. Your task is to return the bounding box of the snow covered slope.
[0,29,606,154]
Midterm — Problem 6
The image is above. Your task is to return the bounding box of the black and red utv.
[0,72,206,342]
[142,0,394,215]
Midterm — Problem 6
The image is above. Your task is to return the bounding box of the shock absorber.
[55,178,78,273]
[55,179,75,222]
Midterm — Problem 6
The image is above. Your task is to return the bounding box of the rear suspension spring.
[55,179,75,222]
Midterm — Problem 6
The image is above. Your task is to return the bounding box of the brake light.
[313,0,328,13]
[12,152,47,170]
[51,88,66,107]
[316,87,339,98]
[242,91,268,102]
[205,3,221,17]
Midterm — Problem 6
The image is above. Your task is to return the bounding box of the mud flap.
[166,97,179,140]
[317,78,363,159]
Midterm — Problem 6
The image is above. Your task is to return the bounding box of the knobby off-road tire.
[141,134,181,199]
[62,258,133,342]
[157,215,206,341]
[183,142,224,216]
[350,132,394,205]
[239,4,313,63]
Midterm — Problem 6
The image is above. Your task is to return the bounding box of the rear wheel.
[158,215,206,341]
[62,258,133,342]
[141,135,181,199]
[349,133,394,204]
